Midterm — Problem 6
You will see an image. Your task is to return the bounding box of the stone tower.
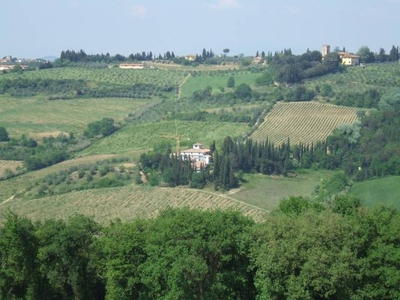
[322,45,330,57]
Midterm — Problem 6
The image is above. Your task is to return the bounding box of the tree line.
[1,198,399,299]
[57,48,215,65]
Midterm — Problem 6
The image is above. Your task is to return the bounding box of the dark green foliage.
[379,87,400,112]
[255,70,274,86]
[332,194,361,215]
[0,126,9,142]
[227,76,235,88]
[333,88,380,109]
[251,209,364,299]
[139,208,256,299]
[84,118,117,138]
[36,215,102,299]
[0,212,41,299]
[278,196,323,216]
[284,85,315,101]
[234,83,252,100]
[1,204,400,299]
[269,49,342,84]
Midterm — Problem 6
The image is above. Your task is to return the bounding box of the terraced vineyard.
[0,185,267,223]
[251,102,359,145]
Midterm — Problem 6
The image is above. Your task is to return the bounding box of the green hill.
[350,176,400,208]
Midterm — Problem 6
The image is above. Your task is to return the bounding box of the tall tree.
[357,46,375,63]
[0,126,9,141]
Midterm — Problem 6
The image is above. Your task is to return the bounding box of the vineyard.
[81,120,250,155]
[0,185,267,223]
[306,63,400,94]
[251,102,360,145]
[0,67,186,88]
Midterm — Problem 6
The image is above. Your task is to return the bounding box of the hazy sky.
[1,0,399,58]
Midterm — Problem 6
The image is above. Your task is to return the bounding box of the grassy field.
[350,176,400,208]
[0,184,267,224]
[181,72,261,98]
[232,170,337,211]
[80,120,249,155]
[0,160,23,177]
[251,102,360,145]
[305,63,400,94]
[0,95,156,137]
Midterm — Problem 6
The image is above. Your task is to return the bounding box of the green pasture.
[0,95,156,137]
[181,72,261,98]
[232,170,337,211]
[305,63,400,94]
[80,120,249,155]
[350,176,400,208]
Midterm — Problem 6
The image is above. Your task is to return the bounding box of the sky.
[1,0,399,59]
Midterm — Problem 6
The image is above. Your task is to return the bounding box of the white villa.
[119,63,145,69]
[180,143,212,169]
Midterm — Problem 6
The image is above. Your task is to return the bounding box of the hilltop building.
[184,54,196,61]
[253,56,264,64]
[322,45,331,57]
[340,53,360,66]
[180,143,212,170]
[322,45,360,66]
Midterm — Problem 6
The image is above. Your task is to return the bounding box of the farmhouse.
[340,53,360,66]
[253,56,263,64]
[0,65,13,71]
[0,65,29,71]
[180,143,212,170]
[119,63,145,69]
[184,54,196,61]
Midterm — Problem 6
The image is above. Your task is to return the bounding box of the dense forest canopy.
[1,200,399,299]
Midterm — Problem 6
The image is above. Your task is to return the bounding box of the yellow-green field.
[0,95,155,137]
[251,102,360,145]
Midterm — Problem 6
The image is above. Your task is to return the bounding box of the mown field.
[80,120,250,155]
[251,102,360,145]
[350,176,400,208]
[306,63,400,94]
[181,71,261,98]
[232,170,336,211]
[0,184,267,224]
[0,95,155,137]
